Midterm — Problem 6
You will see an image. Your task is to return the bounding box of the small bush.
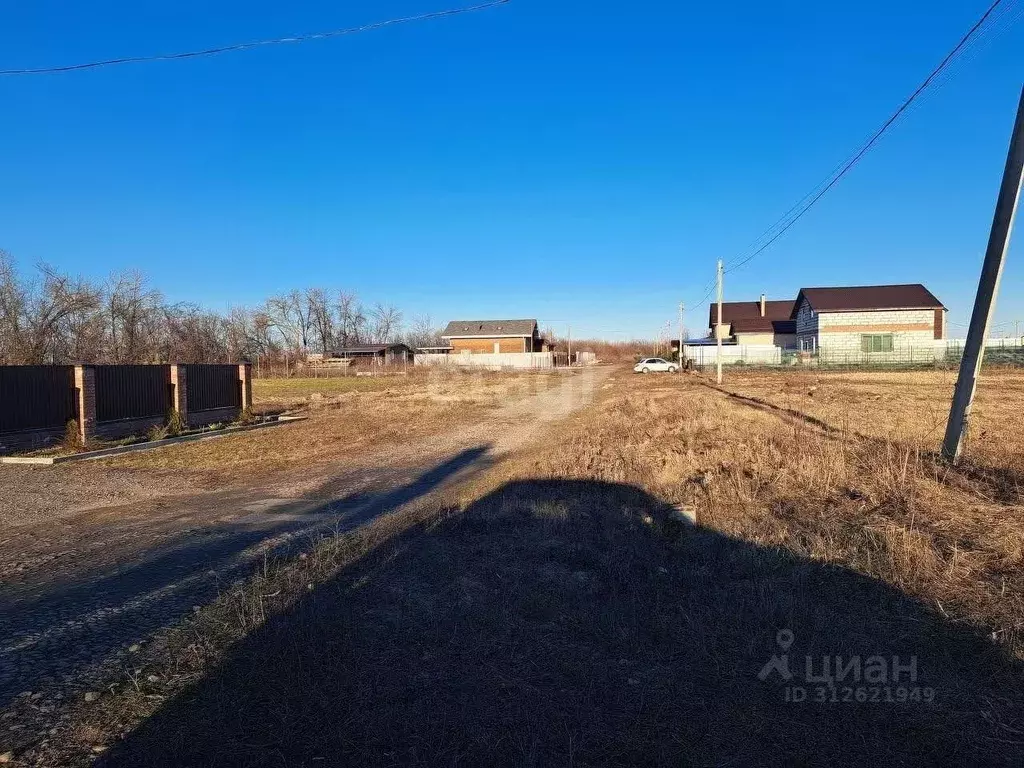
[166,409,186,437]
[63,419,83,451]
[147,423,169,442]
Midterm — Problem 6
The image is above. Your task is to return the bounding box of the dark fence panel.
[187,365,240,411]
[0,366,75,433]
[95,365,170,422]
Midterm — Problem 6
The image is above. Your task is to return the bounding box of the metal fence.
[94,365,170,422]
[685,339,1024,371]
[187,364,241,411]
[0,366,76,433]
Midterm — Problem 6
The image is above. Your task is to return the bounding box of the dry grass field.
[9,365,1024,766]
[715,367,1024,477]
[100,369,563,475]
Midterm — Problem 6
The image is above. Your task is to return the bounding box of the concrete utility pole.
[716,259,724,385]
[942,86,1024,462]
[678,302,685,367]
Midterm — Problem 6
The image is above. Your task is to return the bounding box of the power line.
[731,0,1021,269]
[0,0,511,76]
[723,0,1012,275]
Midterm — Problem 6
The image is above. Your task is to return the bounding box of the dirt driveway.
[0,367,607,707]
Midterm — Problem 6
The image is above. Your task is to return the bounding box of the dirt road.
[0,367,607,707]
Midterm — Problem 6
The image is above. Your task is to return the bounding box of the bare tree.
[0,254,100,364]
[265,291,313,355]
[405,314,442,349]
[0,252,28,364]
[371,303,402,344]
[336,291,359,348]
[106,270,162,363]
[0,253,410,367]
[307,288,335,354]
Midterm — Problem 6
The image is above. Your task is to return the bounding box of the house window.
[860,334,894,353]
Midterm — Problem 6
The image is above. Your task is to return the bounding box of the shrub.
[147,423,169,442]
[166,409,187,437]
[63,419,83,451]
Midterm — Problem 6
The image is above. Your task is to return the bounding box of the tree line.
[0,252,442,365]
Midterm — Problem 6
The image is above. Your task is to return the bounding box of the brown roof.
[708,299,795,329]
[791,284,944,317]
[441,319,537,338]
[731,317,796,335]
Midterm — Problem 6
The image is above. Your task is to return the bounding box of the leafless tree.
[0,253,412,367]
[265,291,313,354]
[106,270,162,363]
[336,291,363,348]
[405,314,442,349]
[371,303,402,344]
[0,253,101,364]
[307,288,335,354]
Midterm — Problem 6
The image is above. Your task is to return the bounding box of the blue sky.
[1,0,1022,339]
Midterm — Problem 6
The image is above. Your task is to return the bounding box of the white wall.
[415,352,554,370]
[817,308,936,352]
[683,345,782,366]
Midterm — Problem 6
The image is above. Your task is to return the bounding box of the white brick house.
[792,284,946,355]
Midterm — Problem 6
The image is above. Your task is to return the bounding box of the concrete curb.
[1,416,307,465]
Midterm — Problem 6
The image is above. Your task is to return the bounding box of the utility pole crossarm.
[941,85,1024,462]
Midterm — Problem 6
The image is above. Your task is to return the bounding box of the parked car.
[634,357,677,374]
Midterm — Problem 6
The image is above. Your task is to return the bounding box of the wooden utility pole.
[716,259,724,385]
[678,302,685,367]
[942,86,1024,462]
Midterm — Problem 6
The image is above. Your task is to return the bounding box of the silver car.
[634,357,677,374]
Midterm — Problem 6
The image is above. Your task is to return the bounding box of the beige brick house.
[441,319,543,354]
[709,295,797,347]
[792,284,946,353]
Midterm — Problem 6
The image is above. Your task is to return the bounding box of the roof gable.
[791,284,944,317]
[441,319,537,338]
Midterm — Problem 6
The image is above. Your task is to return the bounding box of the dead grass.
[715,367,1024,478]
[11,367,1024,766]
[99,369,562,475]
[251,374,416,410]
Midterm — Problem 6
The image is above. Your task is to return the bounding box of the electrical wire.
[0,0,511,76]
[722,0,1012,275]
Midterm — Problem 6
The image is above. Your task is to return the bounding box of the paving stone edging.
[1,416,307,465]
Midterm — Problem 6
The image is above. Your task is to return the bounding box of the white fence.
[683,344,783,366]
[415,352,555,370]
[683,338,1024,368]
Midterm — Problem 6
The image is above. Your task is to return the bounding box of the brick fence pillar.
[73,365,96,444]
[238,363,253,412]
[170,364,188,422]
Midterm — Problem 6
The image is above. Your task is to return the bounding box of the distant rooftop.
[441,319,537,338]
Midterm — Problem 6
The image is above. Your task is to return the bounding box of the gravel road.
[0,367,606,707]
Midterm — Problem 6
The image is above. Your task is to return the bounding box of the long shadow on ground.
[101,479,1024,767]
[0,446,491,708]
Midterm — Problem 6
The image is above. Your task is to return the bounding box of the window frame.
[860,333,894,353]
